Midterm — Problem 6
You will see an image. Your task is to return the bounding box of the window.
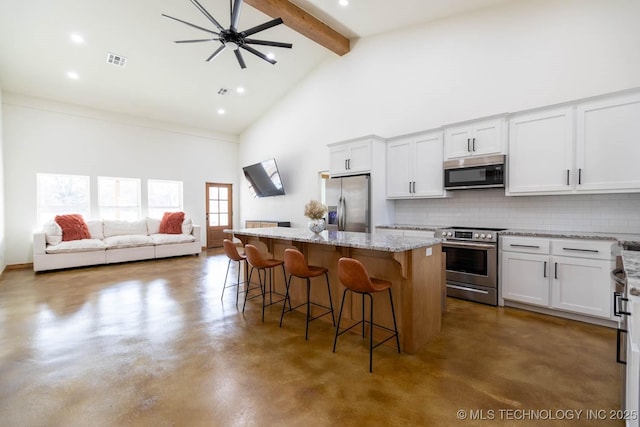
[148,180,183,218]
[207,184,231,227]
[37,173,91,226]
[98,176,141,220]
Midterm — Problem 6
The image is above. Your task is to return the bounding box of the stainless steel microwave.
[443,154,505,190]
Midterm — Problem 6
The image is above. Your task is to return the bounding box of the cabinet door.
[413,132,445,197]
[501,252,550,306]
[507,107,574,194]
[386,138,412,198]
[576,92,640,192]
[345,142,371,174]
[473,119,504,156]
[444,126,473,159]
[551,256,612,318]
[444,118,505,160]
[329,146,350,176]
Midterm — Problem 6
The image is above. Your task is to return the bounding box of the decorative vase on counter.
[308,218,326,234]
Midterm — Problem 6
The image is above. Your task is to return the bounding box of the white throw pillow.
[86,220,104,240]
[44,220,63,246]
[182,217,193,235]
[146,217,161,235]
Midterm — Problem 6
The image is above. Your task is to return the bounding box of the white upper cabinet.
[444,117,506,160]
[576,91,640,193]
[386,131,445,198]
[328,139,373,177]
[506,90,640,196]
[506,107,574,195]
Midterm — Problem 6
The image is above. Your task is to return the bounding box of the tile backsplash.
[393,189,640,234]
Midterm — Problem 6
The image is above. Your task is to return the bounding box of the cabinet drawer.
[501,236,550,254]
[550,239,614,260]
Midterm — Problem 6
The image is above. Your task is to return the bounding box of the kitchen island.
[226,227,444,354]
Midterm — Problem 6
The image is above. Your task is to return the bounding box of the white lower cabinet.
[501,236,615,320]
[502,251,550,306]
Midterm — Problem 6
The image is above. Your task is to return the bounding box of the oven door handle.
[442,241,496,250]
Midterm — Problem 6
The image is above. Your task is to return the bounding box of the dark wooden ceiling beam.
[244,0,350,56]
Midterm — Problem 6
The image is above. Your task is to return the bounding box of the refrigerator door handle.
[338,196,346,231]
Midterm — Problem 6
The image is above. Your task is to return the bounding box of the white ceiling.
[0,0,519,136]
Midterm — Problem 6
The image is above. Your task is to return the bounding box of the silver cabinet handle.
[578,168,582,185]
[467,138,471,152]
[554,262,558,279]
[543,261,547,278]
[510,244,540,249]
[472,137,476,151]
[566,169,570,186]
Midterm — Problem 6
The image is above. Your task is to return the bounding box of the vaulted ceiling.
[0,0,519,135]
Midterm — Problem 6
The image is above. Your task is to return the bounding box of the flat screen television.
[242,158,285,197]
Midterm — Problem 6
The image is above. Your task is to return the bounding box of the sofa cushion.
[44,220,63,246]
[182,217,193,235]
[45,239,107,254]
[55,214,91,241]
[150,234,196,245]
[103,235,154,249]
[146,217,161,235]
[86,220,104,240]
[103,220,148,238]
[160,212,185,234]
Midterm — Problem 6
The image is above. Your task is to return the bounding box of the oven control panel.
[436,228,502,243]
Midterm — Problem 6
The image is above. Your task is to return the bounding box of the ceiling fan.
[162,0,293,69]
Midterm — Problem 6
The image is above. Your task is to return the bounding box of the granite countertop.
[377,224,442,232]
[623,250,640,293]
[225,227,442,252]
[377,224,640,246]
[498,229,640,244]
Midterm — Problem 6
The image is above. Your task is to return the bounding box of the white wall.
[2,93,239,265]
[238,0,640,230]
[0,88,6,273]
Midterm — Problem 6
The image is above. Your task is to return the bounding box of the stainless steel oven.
[436,227,505,306]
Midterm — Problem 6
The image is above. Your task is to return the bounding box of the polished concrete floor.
[0,250,623,426]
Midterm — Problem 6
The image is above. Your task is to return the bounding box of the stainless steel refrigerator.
[325,174,370,233]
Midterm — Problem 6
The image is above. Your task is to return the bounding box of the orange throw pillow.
[159,212,185,234]
[55,214,91,241]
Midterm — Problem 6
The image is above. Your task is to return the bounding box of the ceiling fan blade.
[206,45,226,62]
[244,38,292,49]
[241,44,276,65]
[162,14,219,35]
[230,0,243,32]
[241,17,284,37]
[175,38,221,43]
[234,49,247,69]
[189,0,225,32]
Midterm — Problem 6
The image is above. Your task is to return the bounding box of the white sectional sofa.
[33,217,201,272]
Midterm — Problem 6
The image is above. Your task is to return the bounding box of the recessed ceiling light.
[217,108,226,115]
[266,52,276,60]
[236,86,245,94]
[339,0,349,6]
[66,71,79,79]
[70,33,85,44]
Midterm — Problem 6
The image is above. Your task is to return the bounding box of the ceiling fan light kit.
[162,0,293,69]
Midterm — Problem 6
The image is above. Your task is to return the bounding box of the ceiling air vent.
[217,88,228,95]
[107,53,127,67]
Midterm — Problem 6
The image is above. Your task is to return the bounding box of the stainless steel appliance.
[612,261,629,411]
[444,154,505,190]
[436,226,505,306]
[325,174,370,233]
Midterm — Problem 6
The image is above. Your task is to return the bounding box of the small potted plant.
[304,200,328,233]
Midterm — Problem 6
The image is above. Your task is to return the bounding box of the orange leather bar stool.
[333,257,401,372]
[243,244,288,322]
[221,239,254,306]
[280,248,335,340]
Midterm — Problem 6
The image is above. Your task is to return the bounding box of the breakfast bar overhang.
[226,227,444,354]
